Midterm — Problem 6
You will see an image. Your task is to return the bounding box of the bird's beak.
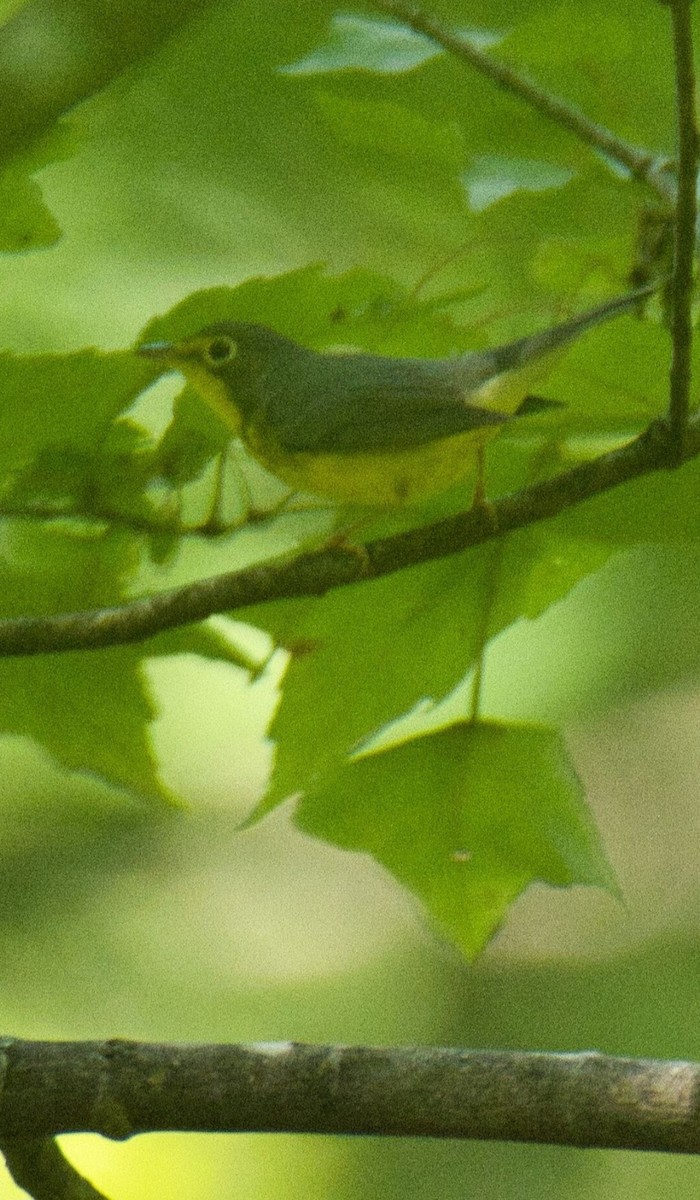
[136,340,176,361]
[136,338,184,360]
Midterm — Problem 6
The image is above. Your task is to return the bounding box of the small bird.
[138,285,654,510]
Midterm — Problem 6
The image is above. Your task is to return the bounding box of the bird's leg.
[247,487,299,524]
[470,443,498,531]
[199,451,231,534]
[322,513,372,573]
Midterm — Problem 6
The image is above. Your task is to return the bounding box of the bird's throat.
[182,363,243,436]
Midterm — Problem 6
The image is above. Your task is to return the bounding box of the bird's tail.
[455,282,658,389]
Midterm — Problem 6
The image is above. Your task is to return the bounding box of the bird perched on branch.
[138,285,654,510]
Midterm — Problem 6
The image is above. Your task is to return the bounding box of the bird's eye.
[205,336,236,364]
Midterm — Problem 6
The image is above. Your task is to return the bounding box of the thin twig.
[0,414,684,658]
[0,504,183,539]
[373,0,676,204]
[0,501,258,542]
[664,0,698,455]
[0,1137,110,1200]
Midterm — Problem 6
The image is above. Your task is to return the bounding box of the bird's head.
[137,320,301,430]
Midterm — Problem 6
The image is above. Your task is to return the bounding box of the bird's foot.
[322,519,372,575]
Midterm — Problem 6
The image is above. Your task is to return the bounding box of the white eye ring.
[205,336,237,364]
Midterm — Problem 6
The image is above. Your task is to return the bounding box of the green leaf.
[93,419,163,521]
[315,92,465,170]
[0,360,179,538]
[552,454,700,549]
[0,122,80,252]
[0,0,29,22]
[543,311,669,432]
[483,543,700,724]
[140,264,426,349]
[296,721,616,958]
[150,620,270,676]
[0,525,171,804]
[0,168,61,252]
[501,0,634,65]
[245,552,494,813]
[448,169,643,334]
[155,385,231,487]
[0,349,156,484]
[462,154,574,212]
[0,427,182,545]
[486,528,615,629]
[279,15,446,76]
[244,510,617,819]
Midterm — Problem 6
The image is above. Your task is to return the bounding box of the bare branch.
[0,1039,699,1154]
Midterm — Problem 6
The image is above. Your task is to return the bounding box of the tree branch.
[0,414,685,658]
[664,0,698,455]
[0,1138,110,1200]
[373,0,676,205]
[0,1039,698,1154]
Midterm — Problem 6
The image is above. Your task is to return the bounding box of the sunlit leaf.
[462,154,574,212]
[316,92,465,170]
[280,14,445,76]
[0,122,80,252]
[297,721,615,957]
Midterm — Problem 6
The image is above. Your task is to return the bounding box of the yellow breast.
[244,423,497,507]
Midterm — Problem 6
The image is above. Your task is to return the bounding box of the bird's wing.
[263,356,510,454]
[251,285,653,454]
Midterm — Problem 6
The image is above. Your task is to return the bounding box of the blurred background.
[1,0,699,1195]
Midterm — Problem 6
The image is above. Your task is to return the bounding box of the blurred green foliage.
[0,0,697,1196]
[0,0,687,948]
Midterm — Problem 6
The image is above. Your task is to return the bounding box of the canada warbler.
[137,285,654,509]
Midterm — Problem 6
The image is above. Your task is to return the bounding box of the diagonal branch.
[373,0,676,205]
[0,415,688,658]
